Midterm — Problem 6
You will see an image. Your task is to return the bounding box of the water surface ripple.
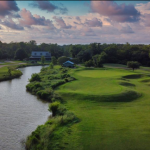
[0,66,50,150]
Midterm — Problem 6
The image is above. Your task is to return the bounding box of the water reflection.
[0,66,50,150]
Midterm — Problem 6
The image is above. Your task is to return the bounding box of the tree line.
[0,41,150,66]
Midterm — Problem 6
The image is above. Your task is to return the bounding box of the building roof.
[31,51,51,57]
[63,61,74,65]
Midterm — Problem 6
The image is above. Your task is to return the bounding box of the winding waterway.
[0,66,50,150]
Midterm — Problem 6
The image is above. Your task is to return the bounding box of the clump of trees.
[127,61,140,71]
[0,40,150,67]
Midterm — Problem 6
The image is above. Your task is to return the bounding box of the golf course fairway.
[56,66,150,150]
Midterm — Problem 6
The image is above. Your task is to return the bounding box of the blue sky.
[0,1,150,44]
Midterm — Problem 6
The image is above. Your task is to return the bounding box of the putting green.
[58,69,135,96]
[75,69,135,78]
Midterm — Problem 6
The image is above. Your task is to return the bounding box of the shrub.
[37,89,53,100]
[48,75,61,80]
[29,73,41,82]
[51,80,65,89]
[26,82,43,93]
[61,73,70,79]
[57,105,67,116]
[48,102,60,116]
[60,67,68,73]
[49,62,54,69]
[60,112,80,125]
[65,78,68,82]
[51,93,62,102]
[7,67,12,76]
[40,67,47,72]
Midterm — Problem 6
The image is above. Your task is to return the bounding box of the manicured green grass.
[75,68,135,78]
[55,66,150,150]
[58,68,137,96]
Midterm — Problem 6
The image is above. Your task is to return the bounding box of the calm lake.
[0,66,50,150]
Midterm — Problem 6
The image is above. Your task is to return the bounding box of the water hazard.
[0,66,50,150]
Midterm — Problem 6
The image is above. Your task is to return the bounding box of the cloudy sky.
[0,1,150,45]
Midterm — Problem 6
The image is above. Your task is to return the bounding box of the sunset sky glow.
[0,1,150,44]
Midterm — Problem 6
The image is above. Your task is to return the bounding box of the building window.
[40,53,42,55]
[34,53,36,55]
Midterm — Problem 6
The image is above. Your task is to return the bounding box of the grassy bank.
[26,65,150,150]
[0,60,51,82]
[0,66,22,81]
[25,66,79,149]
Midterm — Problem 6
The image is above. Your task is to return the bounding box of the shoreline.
[0,63,49,82]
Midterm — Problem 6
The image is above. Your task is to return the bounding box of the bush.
[51,93,62,102]
[37,89,53,100]
[7,67,12,76]
[40,67,47,72]
[57,105,67,116]
[48,75,61,80]
[51,80,65,89]
[26,82,43,93]
[61,73,70,79]
[49,62,54,69]
[48,102,60,116]
[65,78,68,82]
[60,67,68,73]
[60,112,80,125]
[29,73,41,82]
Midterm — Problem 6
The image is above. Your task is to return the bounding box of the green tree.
[41,56,45,65]
[92,55,103,67]
[58,56,69,65]
[14,48,27,60]
[85,59,93,67]
[127,61,140,71]
[7,67,12,76]
[51,56,57,65]
[49,62,54,69]
[29,73,41,82]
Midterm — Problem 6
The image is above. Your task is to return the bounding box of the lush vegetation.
[26,66,79,150]
[26,64,150,150]
[0,41,150,67]
[26,66,76,101]
[0,66,22,81]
